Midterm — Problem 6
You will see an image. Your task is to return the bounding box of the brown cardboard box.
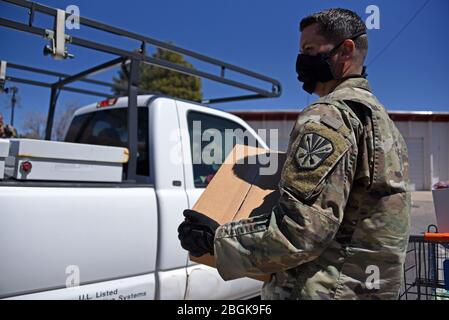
[190,144,286,282]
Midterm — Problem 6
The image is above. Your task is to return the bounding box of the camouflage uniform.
[214,78,411,300]
[0,123,17,138]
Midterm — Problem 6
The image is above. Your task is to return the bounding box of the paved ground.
[410,191,437,235]
[402,192,449,300]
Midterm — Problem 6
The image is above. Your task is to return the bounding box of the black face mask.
[296,31,366,94]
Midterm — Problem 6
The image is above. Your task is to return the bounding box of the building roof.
[228,110,449,122]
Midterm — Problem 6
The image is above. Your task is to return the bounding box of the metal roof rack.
[0,0,282,181]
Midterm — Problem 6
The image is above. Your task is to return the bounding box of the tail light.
[20,161,32,173]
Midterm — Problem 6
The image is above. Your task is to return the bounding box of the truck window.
[65,107,149,177]
[187,111,257,188]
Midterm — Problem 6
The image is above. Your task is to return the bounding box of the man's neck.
[316,79,342,97]
[316,66,364,97]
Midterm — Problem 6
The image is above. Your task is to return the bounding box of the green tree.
[113,47,202,101]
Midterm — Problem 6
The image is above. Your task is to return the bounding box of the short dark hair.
[300,8,368,52]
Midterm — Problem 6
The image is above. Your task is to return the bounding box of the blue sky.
[0,0,448,132]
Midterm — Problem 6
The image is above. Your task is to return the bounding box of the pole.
[10,86,17,126]
[45,85,58,140]
[126,59,140,181]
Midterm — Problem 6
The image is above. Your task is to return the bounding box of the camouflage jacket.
[214,78,411,300]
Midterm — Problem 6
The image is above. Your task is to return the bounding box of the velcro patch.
[281,121,351,200]
[321,115,343,131]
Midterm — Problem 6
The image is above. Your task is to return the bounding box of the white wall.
[396,121,449,190]
[430,122,449,187]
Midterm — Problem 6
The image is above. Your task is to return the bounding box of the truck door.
[176,101,264,299]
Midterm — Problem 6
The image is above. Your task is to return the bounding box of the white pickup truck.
[0,95,267,300]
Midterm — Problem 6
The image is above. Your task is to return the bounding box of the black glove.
[178,209,220,257]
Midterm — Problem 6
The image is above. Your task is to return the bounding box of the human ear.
[338,39,355,62]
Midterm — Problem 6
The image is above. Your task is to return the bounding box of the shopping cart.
[400,225,449,300]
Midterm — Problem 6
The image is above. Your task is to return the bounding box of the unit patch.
[295,133,334,170]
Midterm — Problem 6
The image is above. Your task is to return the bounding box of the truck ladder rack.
[0,0,282,181]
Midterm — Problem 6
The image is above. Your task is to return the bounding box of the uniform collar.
[333,77,371,93]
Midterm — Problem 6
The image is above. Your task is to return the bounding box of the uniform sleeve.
[214,104,362,281]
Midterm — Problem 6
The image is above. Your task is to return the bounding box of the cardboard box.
[190,144,286,282]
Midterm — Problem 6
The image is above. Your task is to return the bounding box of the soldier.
[0,113,17,138]
[178,8,410,300]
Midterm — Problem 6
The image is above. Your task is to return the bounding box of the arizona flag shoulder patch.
[295,133,334,170]
[280,121,351,200]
